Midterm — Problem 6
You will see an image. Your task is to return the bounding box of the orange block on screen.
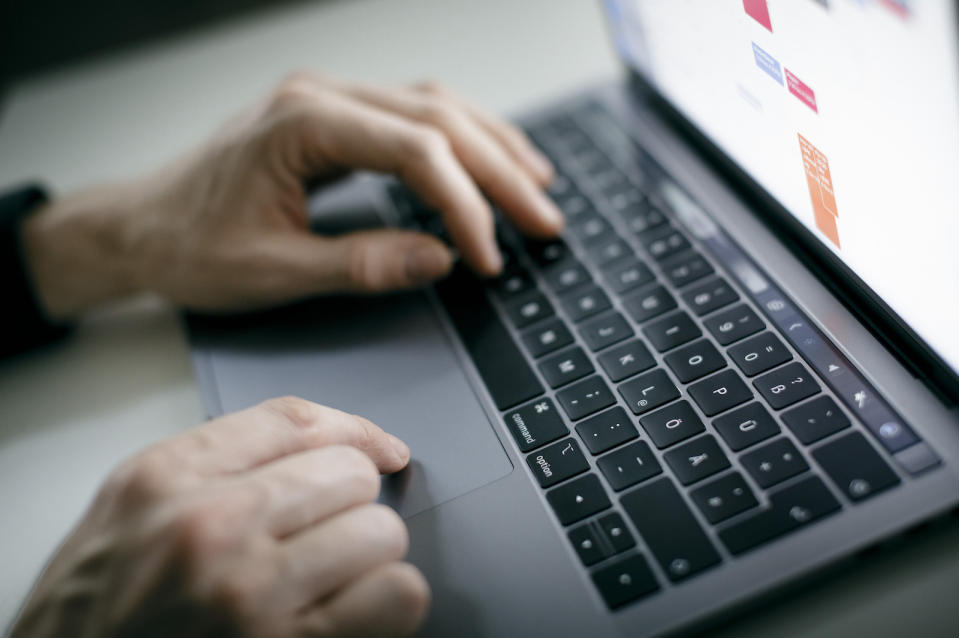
[798,133,840,248]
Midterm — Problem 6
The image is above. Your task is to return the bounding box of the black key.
[526,438,589,488]
[812,431,900,501]
[598,440,662,490]
[598,339,656,382]
[688,370,752,416]
[607,187,644,215]
[754,362,820,409]
[639,227,691,262]
[682,276,739,316]
[719,476,841,555]
[663,339,726,383]
[557,376,616,420]
[526,238,569,267]
[728,332,792,376]
[663,435,731,485]
[436,269,544,410]
[639,400,705,449]
[491,269,536,300]
[690,472,759,524]
[662,251,714,287]
[505,292,555,329]
[569,524,607,566]
[704,304,765,345]
[577,407,639,454]
[562,286,612,322]
[545,261,592,295]
[712,402,780,451]
[620,202,667,234]
[592,554,660,609]
[782,396,850,444]
[643,311,702,352]
[539,346,594,388]
[503,398,568,453]
[579,312,634,351]
[521,318,574,358]
[572,214,614,244]
[618,369,680,415]
[598,512,636,553]
[547,474,611,525]
[740,437,809,488]
[604,258,655,295]
[623,285,677,323]
[589,237,632,266]
[621,478,722,582]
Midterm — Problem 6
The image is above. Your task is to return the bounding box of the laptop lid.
[602,0,959,404]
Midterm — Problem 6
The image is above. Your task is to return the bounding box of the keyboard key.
[598,339,656,382]
[562,286,612,322]
[690,472,759,524]
[621,477,722,582]
[598,440,662,490]
[618,369,680,415]
[712,402,780,451]
[639,227,691,261]
[557,376,616,420]
[812,431,900,502]
[643,311,702,352]
[782,396,850,444]
[663,339,726,383]
[639,400,705,449]
[572,214,614,245]
[569,523,607,566]
[704,304,765,345]
[503,398,568,453]
[589,237,632,266]
[893,442,941,476]
[521,318,574,358]
[662,251,714,287]
[539,346,594,388]
[557,192,592,218]
[740,437,809,488]
[577,407,639,454]
[491,268,536,300]
[728,332,792,376]
[579,312,633,351]
[623,285,677,323]
[663,435,731,485]
[688,370,752,416]
[754,362,820,409]
[545,261,592,295]
[619,200,666,233]
[505,292,555,329]
[719,476,841,555]
[603,258,655,295]
[598,512,636,553]
[526,238,570,267]
[682,276,739,316]
[526,438,589,488]
[547,474,611,525]
[592,554,660,609]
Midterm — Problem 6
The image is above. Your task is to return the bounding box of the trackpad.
[187,293,513,519]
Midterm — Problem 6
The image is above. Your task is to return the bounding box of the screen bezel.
[609,3,959,406]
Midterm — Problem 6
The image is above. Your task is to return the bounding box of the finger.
[263,81,502,274]
[415,81,554,185]
[299,562,430,638]
[165,397,410,476]
[328,80,562,237]
[276,503,409,605]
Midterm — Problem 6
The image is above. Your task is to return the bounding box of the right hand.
[9,397,429,638]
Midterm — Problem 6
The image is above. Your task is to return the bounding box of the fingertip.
[524,146,555,185]
[404,241,454,285]
[387,434,411,469]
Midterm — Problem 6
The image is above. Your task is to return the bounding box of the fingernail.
[388,434,410,463]
[405,244,453,284]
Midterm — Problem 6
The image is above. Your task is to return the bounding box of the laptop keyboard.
[389,100,942,610]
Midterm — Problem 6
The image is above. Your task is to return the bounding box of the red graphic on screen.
[798,134,840,248]
[743,0,773,32]
[785,69,818,113]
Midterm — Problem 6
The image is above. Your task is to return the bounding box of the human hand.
[9,397,429,638]
[21,74,561,319]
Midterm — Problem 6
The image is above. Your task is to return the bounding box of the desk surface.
[1,1,957,635]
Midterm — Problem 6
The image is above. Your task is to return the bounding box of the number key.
[728,332,792,376]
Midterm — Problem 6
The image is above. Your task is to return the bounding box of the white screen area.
[608,0,959,376]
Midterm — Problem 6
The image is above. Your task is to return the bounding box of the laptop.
[186,1,959,635]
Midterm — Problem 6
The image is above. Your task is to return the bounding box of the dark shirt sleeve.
[0,184,73,357]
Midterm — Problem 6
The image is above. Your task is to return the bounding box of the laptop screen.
[605,0,959,378]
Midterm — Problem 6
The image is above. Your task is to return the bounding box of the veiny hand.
[9,397,429,638]
[21,74,562,319]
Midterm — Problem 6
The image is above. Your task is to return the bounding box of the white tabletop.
[1,1,957,635]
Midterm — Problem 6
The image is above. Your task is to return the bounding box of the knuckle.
[346,238,387,291]
[329,444,380,498]
[105,449,170,504]
[415,80,449,97]
[403,125,451,165]
[418,96,458,128]
[363,503,409,556]
[261,395,322,430]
